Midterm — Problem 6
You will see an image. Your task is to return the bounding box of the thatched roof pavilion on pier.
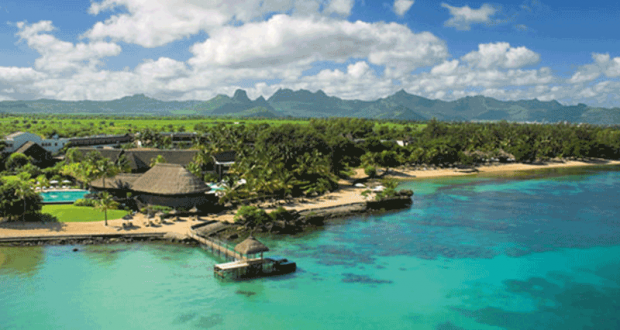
[234,235,269,260]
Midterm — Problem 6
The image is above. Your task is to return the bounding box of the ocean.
[2,166,620,329]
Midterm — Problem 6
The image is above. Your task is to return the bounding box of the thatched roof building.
[74,148,124,162]
[131,163,209,195]
[123,149,199,172]
[73,148,199,173]
[234,235,269,256]
[130,163,215,209]
[91,173,142,190]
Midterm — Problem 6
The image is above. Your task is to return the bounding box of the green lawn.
[42,204,129,223]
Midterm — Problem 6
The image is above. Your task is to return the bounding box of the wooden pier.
[188,226,296,280]
[187,231,241,262]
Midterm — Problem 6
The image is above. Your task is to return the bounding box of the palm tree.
[95,192,119,227]
[35,175,49,191]
[13,180,32,222]
[93,158,121,190]
[149,155,166,168]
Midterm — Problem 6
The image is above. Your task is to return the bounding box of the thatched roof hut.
[72,148,199,173]
[234,235,269,256]
[131,163,209,195]
[74,148,124,162]
[123,149,199,172]
[91,173,142,190]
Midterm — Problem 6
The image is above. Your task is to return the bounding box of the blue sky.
[0,0,619,107]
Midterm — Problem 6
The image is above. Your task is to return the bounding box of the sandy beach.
[384,159,620,180]
[2,159,619,239]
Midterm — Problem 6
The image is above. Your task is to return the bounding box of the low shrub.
[234,205,269,228]
[364,165,377,178]
[269,207,294,221]
[74,198,96,207]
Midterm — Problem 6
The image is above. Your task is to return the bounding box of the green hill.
[1,89,619,124]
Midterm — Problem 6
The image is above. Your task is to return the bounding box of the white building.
[2,132,69,155]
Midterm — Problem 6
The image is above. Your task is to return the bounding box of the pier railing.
[187,231,241,261]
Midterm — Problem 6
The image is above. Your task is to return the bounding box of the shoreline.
[2,159,619,243]
[383,159,620,180]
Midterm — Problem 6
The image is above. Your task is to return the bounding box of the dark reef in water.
[451,274,620,330]
[341,273,393,285]
[235,290,256,297]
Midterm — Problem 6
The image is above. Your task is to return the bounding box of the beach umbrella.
[62,180,72,184]
[49,180,59,184]
[189,206,199,221]
[169,209,180,221]
[354,183,365,188]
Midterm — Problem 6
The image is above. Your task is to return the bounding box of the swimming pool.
[40,190,89,203]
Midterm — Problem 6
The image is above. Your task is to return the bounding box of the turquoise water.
[40,190,88,203]
[3,167,620,329]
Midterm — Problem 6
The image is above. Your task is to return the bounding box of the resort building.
[74,148,199,173]
[2,132,69,154]
[129,163,214,209]
[90,173,142,195]
[158,132,199,148]
[213,151,236,181]
[2,132,133,156]
[68,134,133,148]
[13,141,53,166]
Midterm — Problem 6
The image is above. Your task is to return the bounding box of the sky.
[0,0,619,107]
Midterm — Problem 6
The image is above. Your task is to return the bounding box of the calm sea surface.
[2,167,620,329]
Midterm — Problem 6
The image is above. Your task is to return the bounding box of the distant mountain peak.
[395,89,409,96]
[232,89,250,103]
[124,94,152,100]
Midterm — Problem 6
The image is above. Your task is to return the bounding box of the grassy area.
[0,116,315,137]
[0,115,426,138]
[42,204,129,223]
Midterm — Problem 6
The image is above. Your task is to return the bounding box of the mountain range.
[1,89,619,125]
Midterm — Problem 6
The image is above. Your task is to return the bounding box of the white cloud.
[441,3,497,30]
[569,53,620,84]
[3,10,620,108]
[393,0,414,16]
[430,60,459,75]
[0,67,46,82]
[461,42,540,69]
[324,0,355,16]
[189,14,448,81]
[16,21,121,73]
[85,0,356,48]
[135,58,188,80]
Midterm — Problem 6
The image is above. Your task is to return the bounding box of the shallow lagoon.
[2,166,620,329]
